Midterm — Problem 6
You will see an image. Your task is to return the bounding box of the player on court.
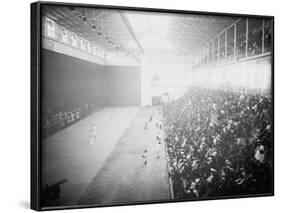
[110,114,114,126]
[142,149,148,166]
[90,122,97,144]
[155,117,159,128]
[149,113,153,122]
[156,140,161,159]
[144,121,148,130]
[158,119,163,130]
[156,132,161,159]
[156,132,161,143]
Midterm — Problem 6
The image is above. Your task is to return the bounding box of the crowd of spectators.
[163,87,272,199]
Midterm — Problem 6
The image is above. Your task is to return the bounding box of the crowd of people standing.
[162,87,273,199]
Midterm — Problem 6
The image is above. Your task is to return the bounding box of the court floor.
[42,106,170,207]
[42,107,139,206]
[78,107,170,206]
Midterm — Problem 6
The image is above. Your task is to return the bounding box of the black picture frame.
[31,1,274,211]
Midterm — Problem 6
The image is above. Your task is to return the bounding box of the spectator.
[163,87,272,198]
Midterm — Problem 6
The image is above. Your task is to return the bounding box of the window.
[46,17,55,38]
[61,28,68,43]
[219,31,226,62]
[98,48,102,57]
[196,50,201,68]
[213,37,218,64]
[101,49,105,58]
[80,39,85,50]
[227,25,235,61]
[236,18,246,59]
[264,19,272,53]
[248,18,263,56]
[87,41,91,53]
[72,33,77,47]
[93,46,98,56]
[204,46,208,66]
[208,42,213,65]
[200,47,204,67]
[91,45,95,55]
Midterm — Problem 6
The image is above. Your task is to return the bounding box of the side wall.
[104,66,141,106]
[193,55,272,95]
[42,49,106,119]
[42,50,141,121]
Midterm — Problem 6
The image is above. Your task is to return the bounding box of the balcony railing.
[194,18,272,70]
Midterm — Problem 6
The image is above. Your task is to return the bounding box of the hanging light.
[70,7,76,13]
[82,16,87,23]
[91,20,96,29]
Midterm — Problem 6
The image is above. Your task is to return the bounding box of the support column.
[225,30,227,61]
[218,34,220,64]
[262,19,265,53]
[234,23,237,59]
[246,18,249,58]
[212,40,215,66]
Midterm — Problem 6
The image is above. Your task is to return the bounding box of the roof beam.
[119,12,144,53]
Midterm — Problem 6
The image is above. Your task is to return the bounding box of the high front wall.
[104,66,141,106]
[42,49,141,120]
[140,62,193,106]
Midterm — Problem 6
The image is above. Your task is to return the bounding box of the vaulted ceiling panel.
[42,5,238,58]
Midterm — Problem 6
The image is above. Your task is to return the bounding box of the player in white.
[156,132,161,159]
[90,123,97,144]
[144,121,148,130]
[110,114,114,126]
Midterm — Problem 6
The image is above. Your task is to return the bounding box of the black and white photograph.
[31,2,273,211]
